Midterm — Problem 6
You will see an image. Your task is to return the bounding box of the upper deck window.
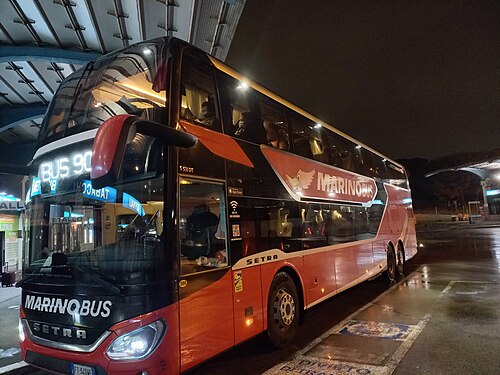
[39,40,169,147]
[179,53,221,132]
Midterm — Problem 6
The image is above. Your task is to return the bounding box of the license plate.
[71,363,95,375]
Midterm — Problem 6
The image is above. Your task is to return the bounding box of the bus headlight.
[106,320,166,360]
[19,319,25,342]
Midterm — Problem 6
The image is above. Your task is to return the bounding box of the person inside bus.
[198,100,218,128]
[265,121,289,150]
[234,111,253,137]
[182,204,219,259]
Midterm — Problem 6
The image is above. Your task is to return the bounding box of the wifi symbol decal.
[230,201,238,211]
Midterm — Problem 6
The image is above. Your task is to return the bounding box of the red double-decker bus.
[18,37,417,374]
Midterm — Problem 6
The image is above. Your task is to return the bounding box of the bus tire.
[386,245,397,282]
[267,272,299,348]
[396,242,406,279]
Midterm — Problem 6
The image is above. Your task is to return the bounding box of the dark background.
[227,0,499,160]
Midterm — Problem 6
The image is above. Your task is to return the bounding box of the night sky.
[226,1,499,160]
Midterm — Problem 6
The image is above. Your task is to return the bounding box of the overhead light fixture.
[236,81,249,90]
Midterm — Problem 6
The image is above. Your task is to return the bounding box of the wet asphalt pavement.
[2,223,500,374]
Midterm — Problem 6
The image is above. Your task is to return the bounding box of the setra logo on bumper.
[32,321,87,339]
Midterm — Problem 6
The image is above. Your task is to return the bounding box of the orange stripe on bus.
[179,121,254,168]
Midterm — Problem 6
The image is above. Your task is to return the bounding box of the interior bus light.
[106,320,166,360]
[355,145,362,149]
[236,81,249,90]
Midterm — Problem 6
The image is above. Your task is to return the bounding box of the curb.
[0,362,29,375]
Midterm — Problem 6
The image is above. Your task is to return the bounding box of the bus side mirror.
[91,115,197,189]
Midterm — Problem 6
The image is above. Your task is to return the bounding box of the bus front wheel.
[267,272,299,348]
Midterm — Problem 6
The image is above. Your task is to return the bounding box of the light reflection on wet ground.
[189,226,500,375]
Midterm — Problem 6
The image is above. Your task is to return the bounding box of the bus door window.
[179,179,228,275]
[180,53,221,131]
[257,94,289,151]
[216,71,266,143]
[290,114,328,162]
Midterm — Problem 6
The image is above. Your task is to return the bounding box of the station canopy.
[0,0,246,197]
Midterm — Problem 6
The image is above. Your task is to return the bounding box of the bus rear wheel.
[267,272,299,348]
[396,242,406,278]
[386,246,397,282]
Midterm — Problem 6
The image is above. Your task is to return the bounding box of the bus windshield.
[39,38,170,146]
[25,176,167,292]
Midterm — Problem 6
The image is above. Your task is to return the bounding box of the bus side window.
[216,71,267,143]
[325,131,356,171]
[180,53,221,132]
[257,95,289,151]
[229,198,303,261]
[386,163,408,189]
[329,205,355,243]
[359,148,386,178]
[290,115,327,162]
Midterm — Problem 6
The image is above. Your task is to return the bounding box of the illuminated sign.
[31,177,41,197]
[39,150,92,182]
[50,178,58,194]
[52,217,83,223]
[0,223,13,230]
[0,194,20,202]
[123,193,145,216]
[82,180,117,203]
[25,188,31,204]
[486,189,500,197]
[0,201,25,211]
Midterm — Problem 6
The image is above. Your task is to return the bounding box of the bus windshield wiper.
[15,271,71,287]
[70,264,124,296]
[17,264,123,296]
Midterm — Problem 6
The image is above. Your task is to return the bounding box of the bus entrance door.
[178,179,234,371]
